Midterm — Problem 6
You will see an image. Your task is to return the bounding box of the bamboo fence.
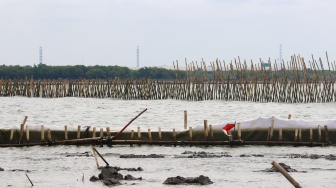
[0,54,335,103]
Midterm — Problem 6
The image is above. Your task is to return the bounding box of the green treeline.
[0,64,187,80]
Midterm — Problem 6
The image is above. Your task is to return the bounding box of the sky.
[1,0,336,68]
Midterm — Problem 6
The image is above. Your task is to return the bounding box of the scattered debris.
[90,166,142,186]
[62,151,92,157]
[261,163,299,172]
[120,154,164,158]
[163,175,213,185]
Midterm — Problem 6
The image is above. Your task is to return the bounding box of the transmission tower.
[39,46,43,65]
[137,46,139,68]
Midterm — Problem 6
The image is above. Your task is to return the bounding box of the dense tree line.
[0,64,186,80]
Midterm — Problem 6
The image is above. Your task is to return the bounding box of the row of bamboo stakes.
[1,113,331,147]
[0,54,335,102]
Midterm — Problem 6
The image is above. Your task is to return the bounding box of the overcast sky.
[1,0,335,68]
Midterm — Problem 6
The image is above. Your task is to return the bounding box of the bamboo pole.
[184,110,187,129]
[91,145,100,169]
[148,129,152,142]
[294,129,298,142]
[209,124,214,141]
[137,127,141,140]
[26,126,29,143]
[10,129,14,144]
[77,125,81,139]
[47,129,51,141]
[204,120,208,140]
[19,124,24,144]
[41,125,45,141]
[106,127,111,136]
[270,119,274,141]
[189,127,193,141]
[158,127,162,141]
[92,127,96,138]
[318,125,321,142]
[100,128,104,138]
[324,125,330,144]
[271,161,302,188]
[130,130,134,140]
[237,123,241,141]
[65,125,68,140]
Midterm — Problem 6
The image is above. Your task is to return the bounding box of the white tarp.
[188,116,336,132]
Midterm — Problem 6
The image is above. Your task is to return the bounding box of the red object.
[222,123,235,131]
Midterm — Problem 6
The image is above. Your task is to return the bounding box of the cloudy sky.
[1,0,335,67]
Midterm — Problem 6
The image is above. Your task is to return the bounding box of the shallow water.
[0,97,336,187]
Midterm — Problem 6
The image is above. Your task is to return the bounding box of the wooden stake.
[184,110,187,129]
[189,127,193,141]
[324,125,330,144]
[270,119,274,140]
[19,124,24,144]
[204,120,208,140]
[100,128,104,138]
[298,129,302,142]
[106,127,111,136]
[77,125,81,139]
[137,127,141,140]
[271,161,302,188]
[279,128,282,141]
[26,126,29,143]
[130,130,134,140]
[92,127,96,138]
[148,129,152,142]
[158,127,162,141]
[294,129,298,142]
[173,128,176,141]
[65,125,68,140]
[41,125,44,142]
[237,123,241,141]
[309,127,313,142]
[91,145,100,168]
[318,125,321,142]
[47,129,51,141]
[10,129,14,144]
[288,114,291,119]
[209,124,214,141]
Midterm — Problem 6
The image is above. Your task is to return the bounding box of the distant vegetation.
[0,64,187,80]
